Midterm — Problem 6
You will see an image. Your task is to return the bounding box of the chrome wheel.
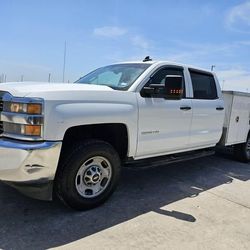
[75,156,112,198]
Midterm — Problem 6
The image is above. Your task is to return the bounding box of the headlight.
[0,95,44,140]
[3,123,42,136]
[5,102,42,114]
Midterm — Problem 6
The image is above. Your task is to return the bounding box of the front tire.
[55,140,121,210]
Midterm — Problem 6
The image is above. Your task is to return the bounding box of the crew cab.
[0,58,249,210]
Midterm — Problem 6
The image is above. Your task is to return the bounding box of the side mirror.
[165,75,183,100]
[142,83,165,95]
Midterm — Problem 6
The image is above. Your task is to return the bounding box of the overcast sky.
[0,0,250,92]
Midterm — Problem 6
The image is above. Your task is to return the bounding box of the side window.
[144,67,186,98]
[189,70,217,99]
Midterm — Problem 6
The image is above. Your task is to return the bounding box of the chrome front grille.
[0,91,4,135]
[0,121,3,135]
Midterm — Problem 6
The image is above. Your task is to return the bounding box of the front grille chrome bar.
[0,91,5,135]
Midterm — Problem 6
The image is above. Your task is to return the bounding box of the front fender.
[44,97,138,157]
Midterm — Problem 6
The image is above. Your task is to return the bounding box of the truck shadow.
[0,153,249,250]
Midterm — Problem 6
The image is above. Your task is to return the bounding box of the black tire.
[55,140,121,210]
[234,134,250,163]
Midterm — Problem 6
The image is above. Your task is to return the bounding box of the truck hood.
[0,81,114,97]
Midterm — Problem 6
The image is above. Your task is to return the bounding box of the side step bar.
[125,149,215,168]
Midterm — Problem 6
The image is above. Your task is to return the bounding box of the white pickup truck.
[0,57,249,210]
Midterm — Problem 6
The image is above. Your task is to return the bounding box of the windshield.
[75,63,151,90]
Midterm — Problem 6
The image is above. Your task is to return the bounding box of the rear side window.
[189,70,217,99]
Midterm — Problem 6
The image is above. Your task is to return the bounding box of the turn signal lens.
[27,104,42,114]
[24,125,41,136]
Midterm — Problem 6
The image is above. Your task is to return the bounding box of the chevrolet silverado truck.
[0,58,249,210]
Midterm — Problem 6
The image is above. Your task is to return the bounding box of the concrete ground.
[0,151,250,250]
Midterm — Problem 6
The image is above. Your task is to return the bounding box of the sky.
[0,0,250,92]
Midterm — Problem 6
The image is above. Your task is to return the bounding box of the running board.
[125,149,215,168]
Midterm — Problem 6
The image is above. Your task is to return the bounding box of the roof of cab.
[113,60,213,74]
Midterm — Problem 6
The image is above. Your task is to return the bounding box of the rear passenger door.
[189,69,225,148]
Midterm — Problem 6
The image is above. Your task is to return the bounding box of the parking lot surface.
[0,152,250,250]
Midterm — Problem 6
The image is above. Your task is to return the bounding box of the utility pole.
[48,73,51,82]
[211,65,216,71]
[1,74,6,83]
[62,41,67,82]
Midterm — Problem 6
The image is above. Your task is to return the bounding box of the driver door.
[136,66,192,158]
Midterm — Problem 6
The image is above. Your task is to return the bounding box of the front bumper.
[0,138,62,200]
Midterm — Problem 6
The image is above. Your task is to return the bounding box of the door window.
[142,67,186,98]
[189,70,217,99]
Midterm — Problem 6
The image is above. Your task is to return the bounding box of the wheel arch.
[58,123,129,163]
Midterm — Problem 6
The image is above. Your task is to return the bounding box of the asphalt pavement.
[0,151,249,250]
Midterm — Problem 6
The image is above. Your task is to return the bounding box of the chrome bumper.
[0,138,62,200]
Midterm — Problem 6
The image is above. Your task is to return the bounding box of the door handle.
[180,106,192,111]
[216,107,224,111]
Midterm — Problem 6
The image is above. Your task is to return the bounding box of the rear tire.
[55,140,121,210]
[234,135,250,163]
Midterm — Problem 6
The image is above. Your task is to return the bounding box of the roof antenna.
[143,56,152,62]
